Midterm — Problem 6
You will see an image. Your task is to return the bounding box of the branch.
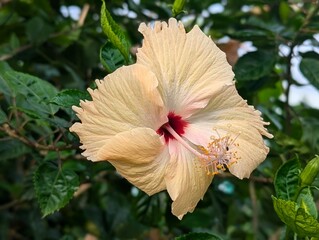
[0,44,32,61]
[249,181,258,238]
[0,124,73,151]
[284,3,319,133]
[0,200,22,211]
[284,46,294,134]
[77,4,90,27]
[216,172,273,183]
[0,0,11,7]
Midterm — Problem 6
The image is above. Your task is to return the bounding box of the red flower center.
[156,112,188,143]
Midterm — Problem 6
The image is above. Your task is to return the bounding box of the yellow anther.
[197,128,241,175]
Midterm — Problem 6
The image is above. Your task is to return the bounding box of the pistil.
[164,125,240,176]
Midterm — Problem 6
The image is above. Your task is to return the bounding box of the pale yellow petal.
[165,142,213,219]
[70,64,167,161]
[137,18,234,118]
[97,128,168,195]
[185,84,273,179]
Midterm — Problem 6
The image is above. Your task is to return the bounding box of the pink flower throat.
[156,112,188,143]
[156,112,240,176]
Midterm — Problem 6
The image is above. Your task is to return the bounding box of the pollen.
[199,129,241,176]
[163,124,241,176]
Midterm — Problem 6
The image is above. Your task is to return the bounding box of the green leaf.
[300,58,319,89]
[34,161,79,217]
[229,29,272,41]
[234,50,276,81]
[100,41,126,72]
[274,158,301,200]
[0,107,7,124]
[26,16,54,45]
[272,196,319,237]
[175,232,223,240]
[246,16,284,34]
[62,64,85,89]
[100,0,131,63]
[50,25,81,49]
[12,106,43,119]
[300,51,319,60]
[301,116,319,152]
[9,33,20,50]
[180,209,215,229]
[0,62,13,96]
[0,61,12,72]
[133,192,163,226]
[0,138,31,161]
[0,70,58,116]
[279,2,291,24]
[47,116,72,128]
[51,89,91,108]
[296,187,318,219]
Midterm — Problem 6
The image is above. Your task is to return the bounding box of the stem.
[249,181,258,239]
[284,3,319,134]
[216,172,273,183]
[0,124,74,151]
[285,228,292,240]
[284,47,293,134]
[0,200,21,210]
[0,44,33,61]
[57,149,62,171]
[77,4,90,27]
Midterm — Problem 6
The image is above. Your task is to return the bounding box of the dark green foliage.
[175,232,223,240]
[300,58,319,89]
[274,158,301,200]
[0,70,58,116]
[0,107,7,124]
[234,50,276,82]
[51,89,91,108]
[273,156,319,238]
[296,187,317,219]
[34,161,79,217]
[100,41,126,73]
[0,0,319,239]
[272,197,319,237]
[100,0,131,63]
[0,138,31,161]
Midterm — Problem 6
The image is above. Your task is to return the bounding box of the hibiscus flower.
[70,18,273,219]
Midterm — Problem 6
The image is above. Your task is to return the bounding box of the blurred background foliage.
[0,0,319,239]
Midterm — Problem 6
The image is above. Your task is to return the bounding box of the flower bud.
[172,0,186,17]
[300,156,319,186]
